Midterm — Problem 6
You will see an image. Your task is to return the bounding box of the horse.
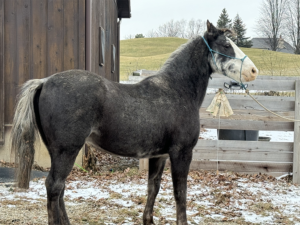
[10,21,258,225]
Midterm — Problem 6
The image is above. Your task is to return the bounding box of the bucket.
[258,136,271,142]
[218,129,259,141]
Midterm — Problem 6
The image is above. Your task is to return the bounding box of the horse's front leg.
[143,157,167,225]
[169,148,193,225]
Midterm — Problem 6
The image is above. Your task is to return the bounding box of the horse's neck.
[160,39,211,107]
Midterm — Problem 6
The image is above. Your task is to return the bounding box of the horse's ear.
[222,28,234,36]
[207,20,218,35]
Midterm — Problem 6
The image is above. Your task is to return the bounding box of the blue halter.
[202,36,248,90]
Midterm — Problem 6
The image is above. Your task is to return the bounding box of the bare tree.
[178,20,188,38]
[124,34,134,40]
[256,0,288,51]
[147,19,205,39]
[147,29,158,38]
[185,19,206,39]
[286,0,300,54]
[157,19,186,38]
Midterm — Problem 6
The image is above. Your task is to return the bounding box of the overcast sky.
[120,0,262,40]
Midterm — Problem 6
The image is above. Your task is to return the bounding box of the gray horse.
[10,21,258,225]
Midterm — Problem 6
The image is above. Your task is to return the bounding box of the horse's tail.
[10,78,46,189]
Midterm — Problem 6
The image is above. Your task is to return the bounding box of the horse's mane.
[160,27,234,72]
[159,36,203,72]
[219,28,236,38]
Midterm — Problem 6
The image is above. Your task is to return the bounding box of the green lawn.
[120,37,300,81]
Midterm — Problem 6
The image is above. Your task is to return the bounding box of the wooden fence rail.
[138,75,300,183]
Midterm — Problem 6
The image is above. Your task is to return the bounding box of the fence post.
[139,158,149,172]
[0,0,4,145]
[293,80,300,184]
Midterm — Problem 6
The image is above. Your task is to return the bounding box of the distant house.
[251,37,295,54]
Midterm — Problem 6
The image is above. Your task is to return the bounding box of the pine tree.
[217,9,232,29]
[232,14,252,48]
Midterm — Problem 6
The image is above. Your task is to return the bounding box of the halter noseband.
[202,36,248,90]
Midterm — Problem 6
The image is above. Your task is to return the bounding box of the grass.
[120,37,187,80]
[242,48,300,76]
[120,37,188,57]
[109,191,122,199]
[120,37,300,81]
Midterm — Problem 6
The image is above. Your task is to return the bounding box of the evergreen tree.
[217,8,234,40]
[232,14,252,48]
[217,8,232,29]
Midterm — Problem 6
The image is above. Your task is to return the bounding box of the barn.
[0,0,131,166]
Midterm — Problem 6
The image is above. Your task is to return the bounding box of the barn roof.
[251,38,295,54]
[117,0,131,18]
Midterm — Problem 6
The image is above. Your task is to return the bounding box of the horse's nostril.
[252,68,256,74]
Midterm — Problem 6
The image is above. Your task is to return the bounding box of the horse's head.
[204,20,258,83]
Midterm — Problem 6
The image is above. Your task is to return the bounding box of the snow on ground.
[200,129,294,142]
[1,169,300,224]
[203,87,295,143]
[259,130,294,142]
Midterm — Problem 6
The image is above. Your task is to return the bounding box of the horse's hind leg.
[46,147,80,225]
[58,185,69,223]
[169,149,193,225]
[143,157,167,225]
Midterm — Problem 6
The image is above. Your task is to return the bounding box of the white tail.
[10,78,46,188]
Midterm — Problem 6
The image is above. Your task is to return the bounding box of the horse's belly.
[85,131,169,158]
[85,139,122,156]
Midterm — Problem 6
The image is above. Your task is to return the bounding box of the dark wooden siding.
[87,0,119,82]
[3,0,85,124]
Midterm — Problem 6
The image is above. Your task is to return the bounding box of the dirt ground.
[0,165,297,225]
[82,145,139,173]
[0,148,298,225]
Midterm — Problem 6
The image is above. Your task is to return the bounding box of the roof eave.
[117,0,131,18]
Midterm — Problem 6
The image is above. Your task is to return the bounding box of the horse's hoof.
[143,217,155,225]
[59,218,70,225]
[144,222,155,225]
[177,222,188,225]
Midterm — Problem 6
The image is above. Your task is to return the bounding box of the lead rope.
[245,89,300,122]
[202,36,300,123]
[202,35,299,175]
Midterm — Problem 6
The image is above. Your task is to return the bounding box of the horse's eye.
[225,44,231,48]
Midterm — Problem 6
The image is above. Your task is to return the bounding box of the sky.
[120,0,263,40]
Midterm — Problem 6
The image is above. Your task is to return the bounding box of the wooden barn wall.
[88,0,119,82]
[3,0,85,124]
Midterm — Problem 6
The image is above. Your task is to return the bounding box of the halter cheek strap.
[202,36,248,90]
